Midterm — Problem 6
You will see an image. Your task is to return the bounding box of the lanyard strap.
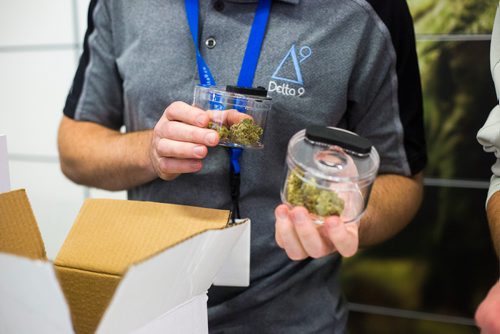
[185,0,272,87]
[236,0,272,87]
[185,0,272,220]
[185,0,216,86]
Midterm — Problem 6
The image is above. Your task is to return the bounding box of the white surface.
[132,295,208,334]
[0,253,73,334]
[0,0,86,258]
[0,219,249,334]
[76,0,91,46]
[9,160,84,260]
[0,50,75,156]
[0,135,10,192]
[89,188,127,200]
[213,219,251,287]
[0,0,74,46]
[97,222,249,334]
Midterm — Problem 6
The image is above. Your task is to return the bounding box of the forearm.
[58,116,156,191]
[358,172,424,247]
[487,191,500,258]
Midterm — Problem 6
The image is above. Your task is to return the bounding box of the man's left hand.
[274,204,359,260]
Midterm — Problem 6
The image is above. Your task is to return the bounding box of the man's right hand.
[150,101,220,181]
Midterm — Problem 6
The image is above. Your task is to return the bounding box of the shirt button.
[214,0,225,11]
[205,37,217,49]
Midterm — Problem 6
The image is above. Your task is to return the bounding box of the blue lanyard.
[185,0,272,88]
[185,0,272,219]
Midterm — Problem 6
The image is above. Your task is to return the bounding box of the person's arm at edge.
[475,190,500,333]
[58,115,156,191]
[487,191,500,257]
[358,171,424,247]
[58,102,219,191]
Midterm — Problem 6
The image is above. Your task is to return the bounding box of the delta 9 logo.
[268,44,311,98]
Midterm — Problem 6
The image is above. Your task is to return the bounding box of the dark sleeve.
[367,0,428,174]
[63,0,124,130]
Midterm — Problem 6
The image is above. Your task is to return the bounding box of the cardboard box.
[0,189,250,334]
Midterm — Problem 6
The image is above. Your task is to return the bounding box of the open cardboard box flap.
[0,189,249,334]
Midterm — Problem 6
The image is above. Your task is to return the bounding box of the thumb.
[323,216,359,257]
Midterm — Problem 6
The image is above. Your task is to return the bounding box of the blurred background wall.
[342,1,499,333]
[0,0,126,260]
[0,1,498,333]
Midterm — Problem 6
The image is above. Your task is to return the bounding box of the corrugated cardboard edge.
[55,266,120,334]
[0,189,46,260]
[96,221,250,334]
[53,198,235,334]
[54,198,232,275]
[54,218,239,334]
[123,217,243,270]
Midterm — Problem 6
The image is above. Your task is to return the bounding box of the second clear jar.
[281,126,380,224]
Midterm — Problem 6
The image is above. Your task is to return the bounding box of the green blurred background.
[341,1,499,333]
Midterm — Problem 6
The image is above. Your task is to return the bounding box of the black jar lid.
[226,85,268,98]
[286,127,380,183]
[305,125,372,155]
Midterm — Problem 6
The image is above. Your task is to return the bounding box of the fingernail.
[206,132,217,145]
[326,217,341,229]
[297,211,309,220]
[193,145,205,157]
[277,210,288,220]
[293,210,309,222]
[191,160,202,170]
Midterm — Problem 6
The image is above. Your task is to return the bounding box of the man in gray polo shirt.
[58,0,427,332]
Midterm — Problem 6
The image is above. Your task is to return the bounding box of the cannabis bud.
[285,169,344,217]
[229,118,263,146]
[208,122,231,141]
[208,118,263,146]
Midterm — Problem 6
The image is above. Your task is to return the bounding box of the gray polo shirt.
[64,0,427,332]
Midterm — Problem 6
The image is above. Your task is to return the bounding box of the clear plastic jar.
[281,126,380,224]
[192,85,272,149]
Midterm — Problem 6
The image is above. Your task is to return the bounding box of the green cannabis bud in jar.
[229,119,263,146]
[208,122,231,141]
[285,169,344,217]
[208,118,263,146]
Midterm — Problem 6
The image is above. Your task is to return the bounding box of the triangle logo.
[271,45,304,85]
